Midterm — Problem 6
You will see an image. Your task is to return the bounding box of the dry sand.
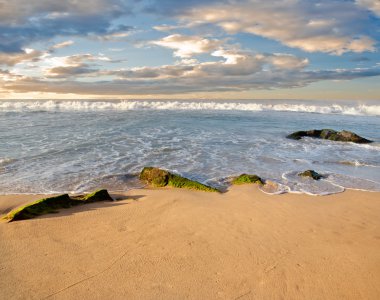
[0,186,379,300]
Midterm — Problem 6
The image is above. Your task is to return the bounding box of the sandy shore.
[0,186,379,299]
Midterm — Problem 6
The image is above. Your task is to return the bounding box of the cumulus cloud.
[151,34,224,58]
[152,0,377,55]
[0,0,378,98]
[0,49,45,66]
[0,0,129,25]
[0,0,133,52]
[44,54,112,78]
[3,45,379,95]
[356,0,380,17]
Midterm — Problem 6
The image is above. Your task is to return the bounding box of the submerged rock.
[298,170,324,180]
[4,189,114,222]
[139,167,219,192]
[231,174,264,185]
[286,129,372,144]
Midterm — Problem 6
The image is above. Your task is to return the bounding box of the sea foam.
[0,100,379,116]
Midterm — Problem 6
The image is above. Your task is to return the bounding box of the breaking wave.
[0,100,379,116]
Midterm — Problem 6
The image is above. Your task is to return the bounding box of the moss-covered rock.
[4,189,114,222]
[72,189,113,203]
[140,167,219,192]
[168,174,219,192]
[287,129,372,144]
[231,174,264,185]
[298,170,324,180]
[4,194,72,221]
[139,167,170,187]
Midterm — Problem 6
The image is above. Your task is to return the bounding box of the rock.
[231,174,264,185]
[286,129,372,144]
[139,167,219,192]
[4,189,114,222]
[72,189,114,202]
[139,167,170,187]
[4,194,72,221]
[298,170,324,180]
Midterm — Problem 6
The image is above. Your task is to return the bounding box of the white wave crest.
[0,100,379,116]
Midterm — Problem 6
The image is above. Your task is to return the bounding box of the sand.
[0,186,379,300]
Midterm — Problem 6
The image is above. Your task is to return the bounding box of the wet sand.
[0,186,379,299]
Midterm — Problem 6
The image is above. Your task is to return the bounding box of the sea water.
[0,99,379,195]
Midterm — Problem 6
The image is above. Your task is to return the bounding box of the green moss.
[139,167,169,187]
[4,189,114,222]
[168,174,219,192]
[231,174,264,185]
[140,167,219,192]
[320,129,336,139]
[3,194,72,222]
[72,189,113,203]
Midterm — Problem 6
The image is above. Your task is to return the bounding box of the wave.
[0,100,380,116]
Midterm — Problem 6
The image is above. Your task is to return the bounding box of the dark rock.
[298,170,324,180]
[287,129,372,144]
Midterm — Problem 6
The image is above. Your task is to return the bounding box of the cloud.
[0,0,129,25]
[90,25,135,41]
[51,40,74,50]
[0,0,133,52]
[5,66,380,96]
[43,53,112,78]
[151,34,224,58]
[151,0,377,55]
[46,65,98,78]
[263,53,309,70]
[356,0,380,17]
[0,48,45,66]
[3,46,379,95]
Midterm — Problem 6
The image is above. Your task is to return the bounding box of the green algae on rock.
[140,167,219,192]
[286,129,372,144]
[139,167,170,187]
[71,189,114,203]
[298,170,324,180]
[4,189,113,222]
[231,174,264,185]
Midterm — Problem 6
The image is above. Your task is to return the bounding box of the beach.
[1,186,379,299]
[1,0,380,298]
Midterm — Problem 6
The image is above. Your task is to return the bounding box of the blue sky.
[0,0,379,100]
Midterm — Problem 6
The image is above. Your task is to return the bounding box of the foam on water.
[0,100,380,116]
[282,171,345,195]
[0,100,379,195]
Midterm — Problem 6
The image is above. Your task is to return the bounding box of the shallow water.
[1,99,379,195]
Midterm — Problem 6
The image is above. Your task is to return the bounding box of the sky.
[0,0,379,100]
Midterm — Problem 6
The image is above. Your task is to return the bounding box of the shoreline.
[1,186,380,299]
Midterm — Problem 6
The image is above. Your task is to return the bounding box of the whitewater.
[1,99,379,195]
[1,99,380,116]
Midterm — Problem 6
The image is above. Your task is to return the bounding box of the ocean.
[1,99,379,195]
